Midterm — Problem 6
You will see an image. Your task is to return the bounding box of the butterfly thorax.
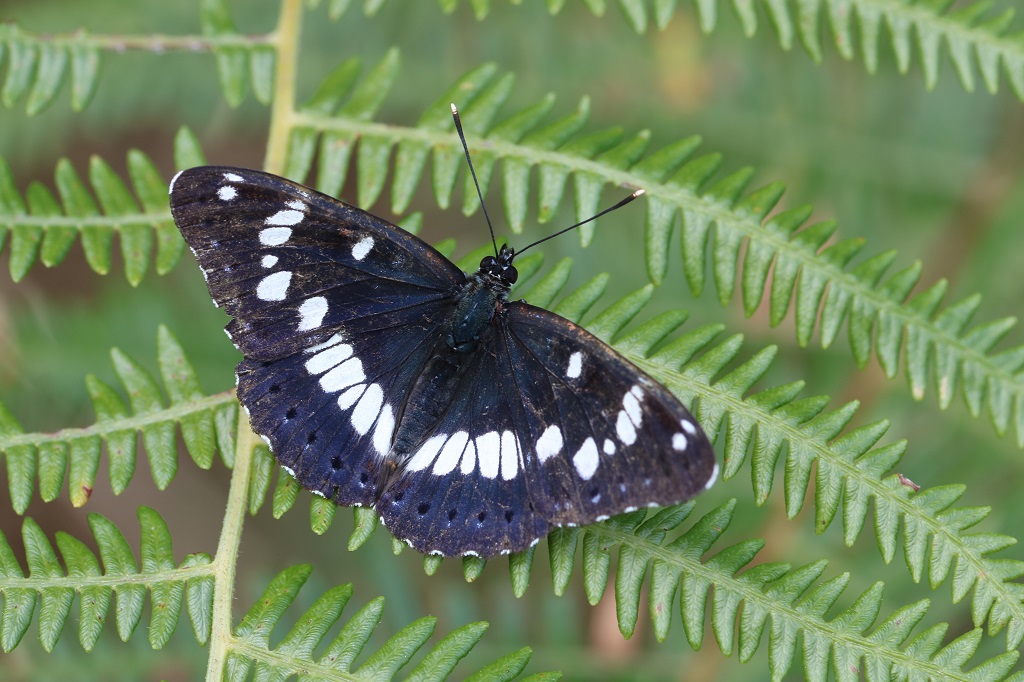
[446,245,518,354]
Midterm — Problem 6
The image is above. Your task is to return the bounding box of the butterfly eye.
[480,256,497,270]
[504,265,518,284]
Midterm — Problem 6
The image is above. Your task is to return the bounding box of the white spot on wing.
[501,433,519,480]
[352,236,374,260]
[704,463,720,490]
[311,490,326,498]
[223,172,244,183]
[281,465,295,477]
[573,437,599,480]
[351,383,383,435]
[217,185,237,201]
[305,342,353,375]
[373,405,394,455]
[169,170,184,195]
[260,226,292,246]
[535,425,563,463]
[265,209,304,226]
[337,384,364,410]
[499,431,518,480]
[286,199,306,212]
[297,296,328,331]
[261,254,278,268]
[672,433,687,451]
[616,411,637,445]
[320,357,364,393]
[305,332,344,354]
[623,388,643,426]
[256,271,292,301]
[566,352,582,379]
[434,431,469,475]
[603,439,616,455]
[475,431,500,478]
[681,420,697,435]
[408,434,446,472]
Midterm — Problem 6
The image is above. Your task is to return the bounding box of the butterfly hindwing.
[500,302,717,526]
[373,302,716,556]
[235,307,454,507]
[375,331,551,556]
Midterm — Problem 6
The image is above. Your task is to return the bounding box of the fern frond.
[0,150,183,284]
[333,0,1024,100]
[198,0,275,106]
[0,507,213,653]
[542,500,1014,680]
[0,326,236,513]
[289,60,1017,439]
[608,293,1024,651]
[0,22,100,114]
[220,564,545,680]
[0,11,274,114]
[290,62,1024,448]
[291,58,644,252]
[588,273,1024,651]
[693,0,1024,100]
[278,58,1024,455]
[646,148,1024,449]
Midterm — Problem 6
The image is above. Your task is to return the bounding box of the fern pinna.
[3,0,1024,680]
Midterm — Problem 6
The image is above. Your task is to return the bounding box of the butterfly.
[168,115,717,557]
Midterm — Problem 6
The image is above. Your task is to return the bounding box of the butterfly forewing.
[169,166,464,359]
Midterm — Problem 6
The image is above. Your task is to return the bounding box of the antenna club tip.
[632,189,646,198]
[450,102,459,114]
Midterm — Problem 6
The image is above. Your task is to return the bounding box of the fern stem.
[205,413,260,680]
[0,391,235,450]
[263,0,304,175]
[0,26,272,52]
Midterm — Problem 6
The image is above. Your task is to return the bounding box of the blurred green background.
[1,0,1023,679]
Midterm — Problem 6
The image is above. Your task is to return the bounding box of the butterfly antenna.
[516,188,646,256]
[451,103,499,258]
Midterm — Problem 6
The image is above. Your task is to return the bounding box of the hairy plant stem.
[205,413,260,680]
[263,0,303,175]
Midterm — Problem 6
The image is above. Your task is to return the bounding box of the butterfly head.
[479,244,518,286]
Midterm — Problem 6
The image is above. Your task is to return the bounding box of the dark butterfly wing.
[505,301,720,522]
[375,301,717,556]
[500,302,717,526]
[169,166,465,506]
[375,335,551,556]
